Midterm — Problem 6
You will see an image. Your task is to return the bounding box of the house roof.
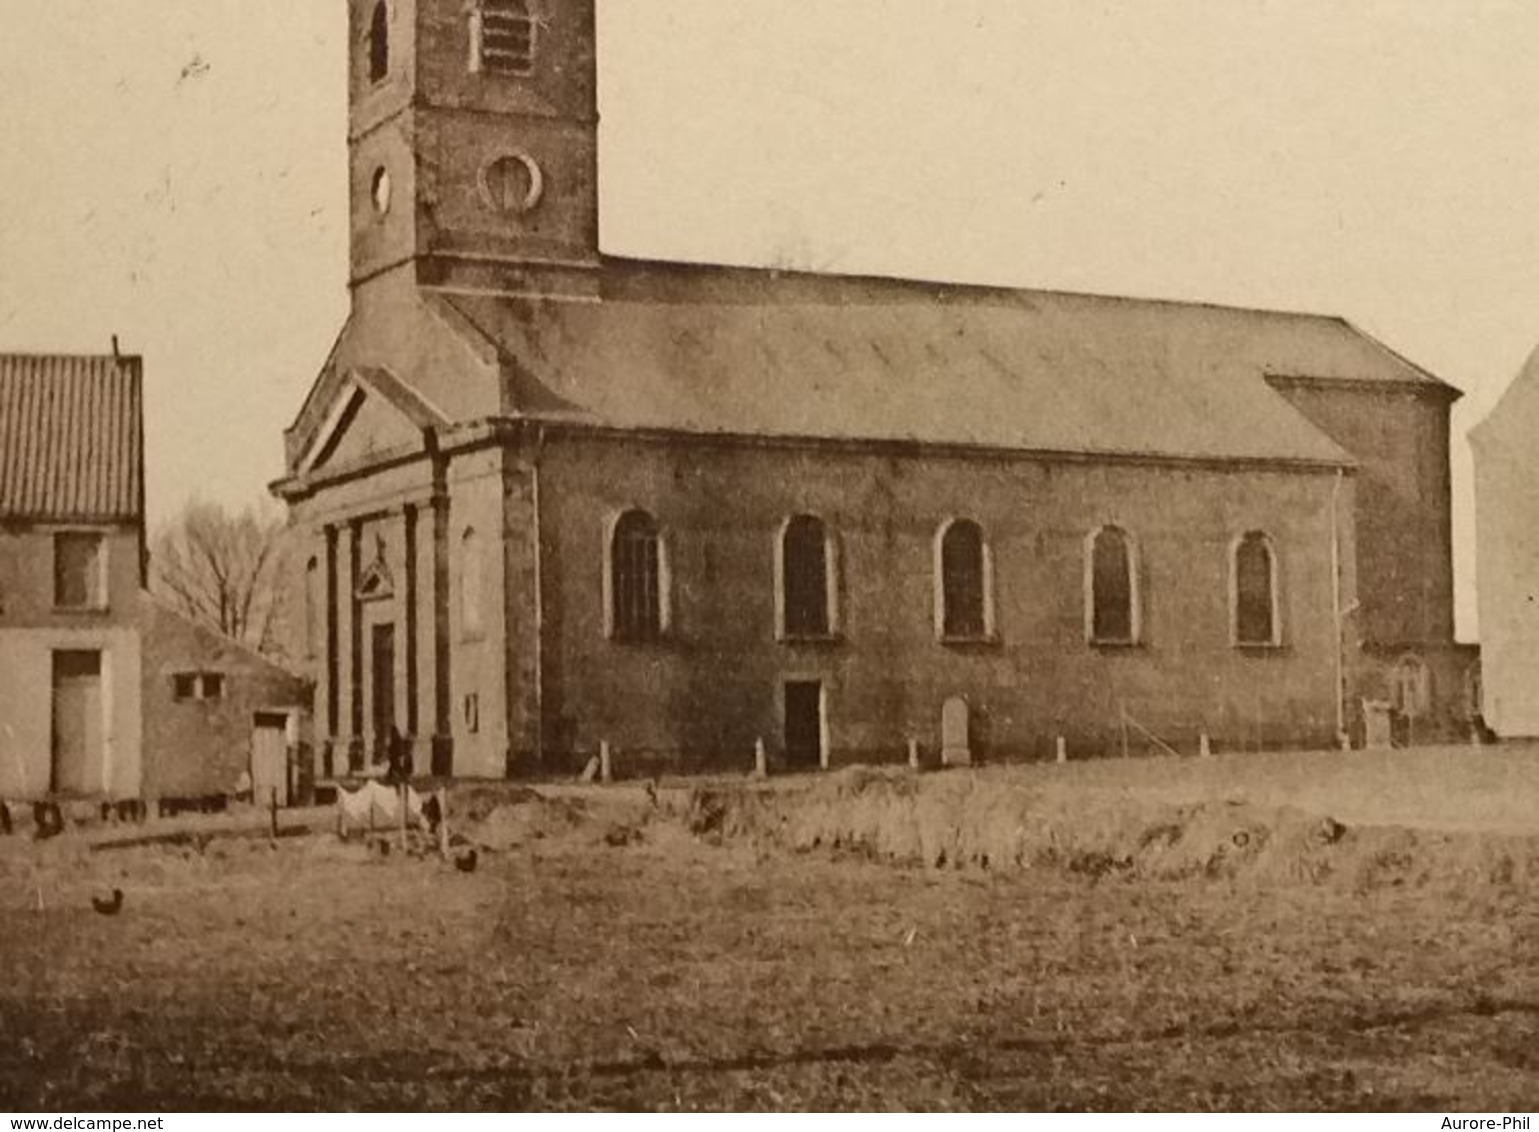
[137,591,308,692]
[1469,342,1539,451]
[434,258,1467,467]
[0,353,143,522]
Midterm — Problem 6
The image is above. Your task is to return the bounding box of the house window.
[1233,531,1280,647]
[461,528,483,639]
[368,1,390,83]
[54,532,105,610]
[937,519,992,640]
[1088,525,1138,645]
[609,510,665,642]
[780,516,835,639]
[474,0,537,76]
[173,672,225,703]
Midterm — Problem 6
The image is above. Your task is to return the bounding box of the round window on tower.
[478,153,545,215]
[371,167,392,216]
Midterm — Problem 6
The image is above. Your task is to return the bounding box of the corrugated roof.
[445,271,1389,466]
[0,354,143,521]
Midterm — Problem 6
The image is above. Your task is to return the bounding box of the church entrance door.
[370,623,397,765]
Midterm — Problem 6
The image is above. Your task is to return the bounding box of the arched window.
[304,557,321,659]
[475,0,537,76]
[937,519,992,640]
[1088,525,1138,645]
[609,510,664,642]
[461,528,483,638]
[779,516,834,639]
[1232,531,1279,647]
[368,1,390,83]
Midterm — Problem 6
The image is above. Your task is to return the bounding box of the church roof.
[438,260,1454,468]
[0,353,143,522]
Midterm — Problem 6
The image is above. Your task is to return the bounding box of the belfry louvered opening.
[478,0,537,76]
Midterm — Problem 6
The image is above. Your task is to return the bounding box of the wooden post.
[1200,733,1213,760]
[600,740,613,785]
[269,787,279,840]
[754,738,768,780]
[398,782,409,851]
[907,738,920,771]
[1120,705,1130,760]
[1254,688,1263,754]
[1056,736,1068,765]
[437,786,450,860]
[335,792,344,841]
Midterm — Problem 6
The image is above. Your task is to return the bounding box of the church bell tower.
[347,0,600,300]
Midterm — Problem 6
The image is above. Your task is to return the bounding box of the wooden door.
[784,681,824,770]
[51,651,102,796]
[251,713,289,808]
[371,623,397,761]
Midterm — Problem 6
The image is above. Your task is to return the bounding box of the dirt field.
[2,746,1538,1111]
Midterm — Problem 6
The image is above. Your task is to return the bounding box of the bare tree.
[150,498,290,659]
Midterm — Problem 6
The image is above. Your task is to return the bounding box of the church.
[272,0,1468,782]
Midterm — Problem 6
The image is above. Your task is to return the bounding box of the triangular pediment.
[295,368,447,476]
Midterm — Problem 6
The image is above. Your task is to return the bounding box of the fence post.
[1200,733,1213,759]
[907,738,920,771]
[600,740,613,785]
[1056,736,1068,765]
[269,787,279,840]
[437,786,450,860]
[754,738,768,780]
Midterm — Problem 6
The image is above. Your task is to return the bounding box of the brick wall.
[139,598,308,801]
[1269,380,1456,647]
[519,433,1355,775]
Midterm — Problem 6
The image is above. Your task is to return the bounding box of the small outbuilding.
[140,594,311,809]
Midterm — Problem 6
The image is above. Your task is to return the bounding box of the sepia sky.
[2,1,1538,640]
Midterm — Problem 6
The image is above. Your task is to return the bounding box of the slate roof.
[0,354,143,522]
[436,259,1459,468]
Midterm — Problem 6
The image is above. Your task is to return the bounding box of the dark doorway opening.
[784,681,824,770]
[370,623,396,767]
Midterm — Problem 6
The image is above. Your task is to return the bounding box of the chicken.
[32,803,64,841]
[92,888,124,916]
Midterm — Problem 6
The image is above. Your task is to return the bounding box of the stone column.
[404,503,421,746]
[430,482,455,777]
[347,519,365,774]
[322,524,340,780]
